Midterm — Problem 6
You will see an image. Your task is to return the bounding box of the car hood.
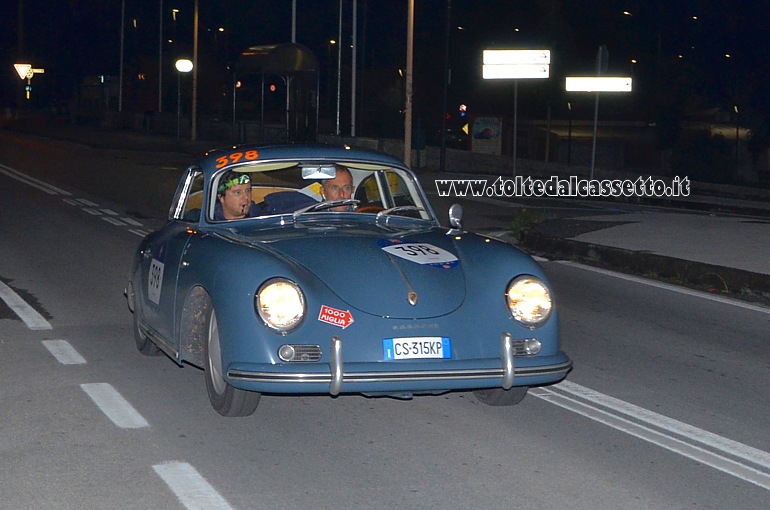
[254,225,465,319]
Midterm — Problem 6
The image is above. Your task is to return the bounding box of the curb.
[2,118,217,157]
[519,229,770,304]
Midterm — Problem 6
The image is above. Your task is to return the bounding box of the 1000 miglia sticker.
[378,239,458,268]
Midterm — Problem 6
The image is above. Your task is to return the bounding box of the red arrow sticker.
[318,305,355,329]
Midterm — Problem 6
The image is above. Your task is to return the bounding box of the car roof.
[196,143,408,176]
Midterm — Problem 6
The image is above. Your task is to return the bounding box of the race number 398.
[381,243,458,266]
[390,244,440,257]
[148,259,164,305]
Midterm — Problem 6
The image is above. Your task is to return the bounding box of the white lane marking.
[42,340,86,365]
[533,382,770,491]
[3,164,149,235]
[0,163,72,195]
[102,216,126,226]
[80,383,149,429]
[0,281,52,330]
[557,260,770,315]
[556,381,770,470]
[484,229,515,238]
[153,461,235,510]
[122,217,144,226]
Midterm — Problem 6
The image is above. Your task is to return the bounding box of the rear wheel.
[204,308,261,417]
[133,312,161,355]
[473,386,528,406]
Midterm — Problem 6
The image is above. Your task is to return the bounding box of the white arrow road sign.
[14,63,32,80]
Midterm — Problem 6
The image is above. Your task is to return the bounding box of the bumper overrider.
[227,333,572,395]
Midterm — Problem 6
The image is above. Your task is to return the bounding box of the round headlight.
[505,276,553,327]
[255,278,306,333]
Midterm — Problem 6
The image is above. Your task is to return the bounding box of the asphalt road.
[1,130,770,509]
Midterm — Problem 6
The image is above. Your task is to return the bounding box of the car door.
[139,168,203,348]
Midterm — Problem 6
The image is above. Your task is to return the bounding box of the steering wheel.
[356,205,385,213]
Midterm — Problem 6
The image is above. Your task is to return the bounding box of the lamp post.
[327,39,336,113]
[175,59,193,140]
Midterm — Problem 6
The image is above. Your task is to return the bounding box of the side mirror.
[447,203,463,234]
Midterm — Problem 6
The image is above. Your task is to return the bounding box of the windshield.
[197,161,434,224]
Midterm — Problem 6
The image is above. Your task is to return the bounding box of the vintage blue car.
[126,144,571,416]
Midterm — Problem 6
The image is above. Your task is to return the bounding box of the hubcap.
[207,311,227,395]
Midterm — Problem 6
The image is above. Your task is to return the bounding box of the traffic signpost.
[14,63,45,100]
[565,76,632,92]
[14,64,32,80]
[565,46,632,178]
[482,49,551,176]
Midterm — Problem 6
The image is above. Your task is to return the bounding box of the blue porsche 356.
[126,144,571,416]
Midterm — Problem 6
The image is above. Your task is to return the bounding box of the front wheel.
[473,386,528,406]
[204,308,261,417]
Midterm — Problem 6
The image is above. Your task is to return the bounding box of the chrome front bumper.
[227,333,573,396]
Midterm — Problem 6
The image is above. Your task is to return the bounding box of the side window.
[170,169,205,221]
[354,170,424,213]
[355,173,383,208]
[384,171,415,207]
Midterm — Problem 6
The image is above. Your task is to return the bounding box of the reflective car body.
[126,143,571,416]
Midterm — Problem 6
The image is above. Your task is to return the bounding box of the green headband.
[217,174,250,194]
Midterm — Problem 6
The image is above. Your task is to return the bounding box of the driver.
[320,165,354,211]
[214,170,261,220]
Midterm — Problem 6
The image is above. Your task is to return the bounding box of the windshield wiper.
[375,205,424,220]
[292,199,360,220]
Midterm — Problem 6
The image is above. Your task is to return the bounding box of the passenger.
[321,166,354,211]
[214,171,260,220]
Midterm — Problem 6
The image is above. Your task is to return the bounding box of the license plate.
[383,337,451,360]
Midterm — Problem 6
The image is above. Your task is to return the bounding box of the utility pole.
[335,0,342,136]
[119,0,125,112]
[351,0,357,137]
[17,0,25,112]
[404,0,414,166]
[158,0,163,113]
[439,0,451,172]
[191,0,199,140]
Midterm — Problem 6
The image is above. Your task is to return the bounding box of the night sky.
[2,1,769,136]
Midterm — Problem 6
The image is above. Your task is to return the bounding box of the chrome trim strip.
[228,360,573,385]
[329,336,343,396]
[501,333,514,390]
[139,320,180,361]
[383,250,417,307]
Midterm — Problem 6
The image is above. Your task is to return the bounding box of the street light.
[175,58,193,140]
